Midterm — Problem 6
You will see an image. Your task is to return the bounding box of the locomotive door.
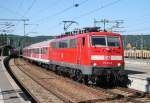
[77,37,85,65]
[77,37,82,65]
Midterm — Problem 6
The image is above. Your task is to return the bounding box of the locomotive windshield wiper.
[93,44,97,48]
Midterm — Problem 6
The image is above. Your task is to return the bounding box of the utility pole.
[94,19,124,32]
[0,19,29,35]
[0,19,29,56]
[140,33,144,59]
[94,19,109,31]
[24,23,38,36]
[0,22,14,34]
[23,20,26,36]
[23,23,38,47]
[62,21,78,32]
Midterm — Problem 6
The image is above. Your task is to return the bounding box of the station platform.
[125,58,150,65]
[125,58,150,92]
[0,57,31,103]
[125,58,150,76]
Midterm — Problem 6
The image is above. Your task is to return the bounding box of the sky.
[0,0,150,36]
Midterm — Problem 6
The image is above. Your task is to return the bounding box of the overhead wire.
[33,0,89,35]
[0,5,22,17]
[15,0,25,17]
[123,16,150,34]
[13,0,37,35]
[34,6,75,23]
[71,0,121,20]
[33,0,60,16]
[31,0,89,35]
[125,27,150,34]
[34,0,89,23]
[46,0,121,34]
[0,2,25,34]
[22,0,37,17]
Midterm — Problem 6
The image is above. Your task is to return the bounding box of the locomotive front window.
[92,36,106,46]
[107,36,120,47]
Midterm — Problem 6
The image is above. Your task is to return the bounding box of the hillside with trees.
[122,35,150,50]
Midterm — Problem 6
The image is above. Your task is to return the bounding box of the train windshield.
[107,36,120,47]
[91,36,120,47]
[91,36,106,46]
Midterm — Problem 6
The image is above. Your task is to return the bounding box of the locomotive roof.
[24,31,121,50]
[54,31,120,40]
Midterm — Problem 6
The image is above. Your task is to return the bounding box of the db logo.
[105,56,111,60]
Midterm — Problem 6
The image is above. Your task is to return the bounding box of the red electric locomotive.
[23,27,129,86]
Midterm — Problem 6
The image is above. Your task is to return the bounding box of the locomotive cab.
[89,32,124,75]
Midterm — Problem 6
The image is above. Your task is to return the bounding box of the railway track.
[10,58,116,103]
[91,86,150,103]
[9,58,63,103]
[111,87,150,102]
[8,58,150,103]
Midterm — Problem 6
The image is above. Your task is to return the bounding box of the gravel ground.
[9,59,63,103]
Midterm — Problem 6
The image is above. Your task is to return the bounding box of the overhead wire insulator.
[74,4,79,7]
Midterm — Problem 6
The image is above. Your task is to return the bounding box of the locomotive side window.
[59,40,69,48]
[107,36,120,47]
[51,42,59,48]
[92,36,106,46]
[70,39,77,48]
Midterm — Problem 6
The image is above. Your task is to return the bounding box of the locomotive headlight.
[93,63,97,66]
[117,63,121,67]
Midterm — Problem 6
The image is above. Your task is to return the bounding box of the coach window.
[33,49,34,53]
[35,49,37,53]
[46,48,48,54]
[43,47,48,54]
[41,48,43,54]
[36,49,38,54]
[37,48,40,54]
[33,49,35,53]
[29,49,31,54]
[39,48,40,54]
[39,48,41,54]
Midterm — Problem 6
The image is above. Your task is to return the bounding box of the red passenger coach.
[23,40,51,64]
[23,27,129,86]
